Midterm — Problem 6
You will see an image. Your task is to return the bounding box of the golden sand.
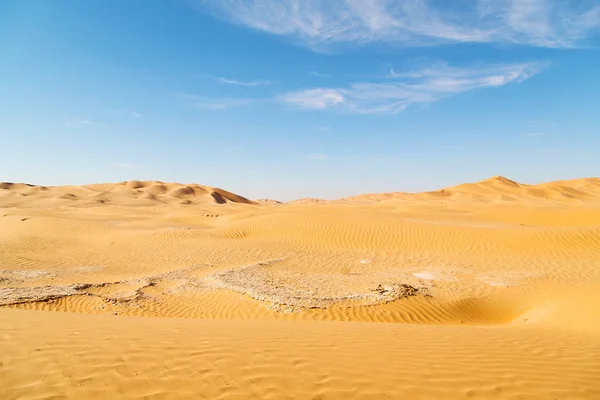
[1,177,600,399]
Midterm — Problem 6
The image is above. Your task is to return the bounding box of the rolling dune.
[0,180,255,208]
[1,176,600,398]
[342,176,600,203]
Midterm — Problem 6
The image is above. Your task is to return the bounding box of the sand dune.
[3,176,599,206]
[0,180,255,208]
[2,176,600,398]
[342,176,600,203]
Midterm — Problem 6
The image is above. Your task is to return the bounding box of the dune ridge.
[0,180,255,207]
[3,176,599,207]
[340,176,600,204]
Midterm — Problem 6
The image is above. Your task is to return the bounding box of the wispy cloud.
[280,89,345,110]
[308,71,330,78]
[280,62,544,114]
[196,98,260,110]
[306,153,386,162]
[180,93,263,110]
[526,118,555,127]
[183,62,544,115]
[523,119,554,137]
[523,132,547,138]
[438,144,467,151]
[209,75,274,86]
[65,119,93,127]
[195,0,600,49]
[131,112,142,118]
[307,154,329,160]
[111,162,138,169]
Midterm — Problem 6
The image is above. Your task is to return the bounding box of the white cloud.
[211,75,274,86]
[523,132,547,138]
[307,154,329,160]
[279,88,345,109]
[195,0,600,49]
[111,162,138,168]
[131,112,142,118]
[65,119,93,127]
[308,71,330,78]
[180,93,262,110]
[196,98,260,109]
[582,6,600,29]
[523,119,554,137]
[526,118,554,127]
[182,62,544,115]
[438,144,467,151]
[280,62,544,114]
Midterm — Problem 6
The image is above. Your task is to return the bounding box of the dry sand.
[1,177,600,399]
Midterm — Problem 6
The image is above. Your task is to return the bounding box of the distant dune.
[339,176,600,204]
[3,176,599,207]
[287,197,326,205]
[0,180,256,207]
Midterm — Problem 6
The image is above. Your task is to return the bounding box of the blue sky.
[1,0,599,200]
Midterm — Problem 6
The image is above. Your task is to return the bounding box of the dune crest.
[0,180,255,207]
[3,176,600,207]
[340,176,600,203]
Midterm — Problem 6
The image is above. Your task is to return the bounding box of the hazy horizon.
[4,175,600,203]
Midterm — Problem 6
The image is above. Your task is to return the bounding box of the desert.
[4,0,600,398]
[2,176,600,399]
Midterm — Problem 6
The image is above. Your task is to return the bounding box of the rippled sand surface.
[2,177,600,399]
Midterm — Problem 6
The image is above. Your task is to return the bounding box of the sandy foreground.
[1,177,600,399]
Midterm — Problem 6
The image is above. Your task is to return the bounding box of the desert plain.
[1,176,600,399]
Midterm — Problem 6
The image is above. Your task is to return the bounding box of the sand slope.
[0,180,255,208]
[3,308,600,400]
[342,176,600,203]
[1,176,600,398]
